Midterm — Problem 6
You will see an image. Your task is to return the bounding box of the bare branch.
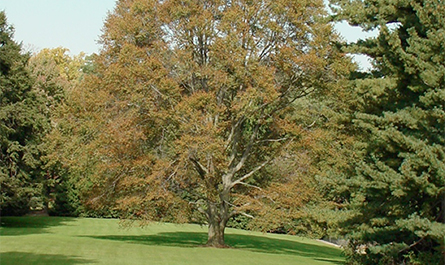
[149,84,165,98]
[398,236,426,254]
[189,201,209,219]
[255,137,288,144]
[229,208,254,219]
[225,123,236,150]
[305,120,317,129]
[231,122,260,174]
[225,116,245,149]
[189,156,208,179]
[231,135,293,189]
[239,212,254,219]
[233,181,263,190]
[226,116,246,169]
[231,158,271,188]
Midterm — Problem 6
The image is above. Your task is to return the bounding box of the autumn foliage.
[52,0,350,247]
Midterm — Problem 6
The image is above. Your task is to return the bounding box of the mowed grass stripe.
[0,217,344,265]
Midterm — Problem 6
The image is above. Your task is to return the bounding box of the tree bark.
[207,216,227,247]
[442,192,445,224]
[206,193,230,247]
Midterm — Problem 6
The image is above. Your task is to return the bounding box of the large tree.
[0,11,50,215]
[28,47,86,104]
[28,47,88,216]
[330,0,445,264]
[59,0,349,246]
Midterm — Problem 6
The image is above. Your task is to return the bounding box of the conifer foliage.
[28,47,89,216]
[61,0,348,246]
[330,0,445,263]
[0,12,50,215]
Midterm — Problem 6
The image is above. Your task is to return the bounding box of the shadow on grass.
[314,258,345,265]
[85,232,344,262]
[0,252,95,265]
[0,217,74,236]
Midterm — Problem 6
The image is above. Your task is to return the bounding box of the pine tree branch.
[398,236,426,254]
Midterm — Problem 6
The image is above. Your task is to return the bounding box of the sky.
[0,0,116,55]
[0,0,376,69]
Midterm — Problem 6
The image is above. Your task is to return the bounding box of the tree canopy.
[0,11,50,215]
[28,47,90,216]
[3,1,443,262]
[0,13,90,215]
[53,0,350,246]
[330,0,445,263]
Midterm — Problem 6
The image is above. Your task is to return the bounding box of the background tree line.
[0,0,443,264]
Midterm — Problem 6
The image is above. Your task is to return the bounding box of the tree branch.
[398,236,426,254]
[233,181,262,190]
[231,122,260,174]
[225,115,248,173]
[255,137,288,144]
[229,208,254,219]
[189,201,209,219]
[189,156,208,179]
[231,136,293,189]
[231,158,271,188]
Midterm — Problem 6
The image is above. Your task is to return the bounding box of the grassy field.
[0,217,344,265]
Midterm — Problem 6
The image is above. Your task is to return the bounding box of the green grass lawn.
[0,217,344,265]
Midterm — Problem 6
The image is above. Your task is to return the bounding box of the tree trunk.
[206,198,229,247]
[207,217,227,247]
[442,193,445,224]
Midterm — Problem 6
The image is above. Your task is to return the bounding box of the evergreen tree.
[0,11,50,215]
[330,0,445,263]
[28,48,88,216]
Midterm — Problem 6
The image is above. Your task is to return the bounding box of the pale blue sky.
[0,0,116,55]
[0,0,375,69]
